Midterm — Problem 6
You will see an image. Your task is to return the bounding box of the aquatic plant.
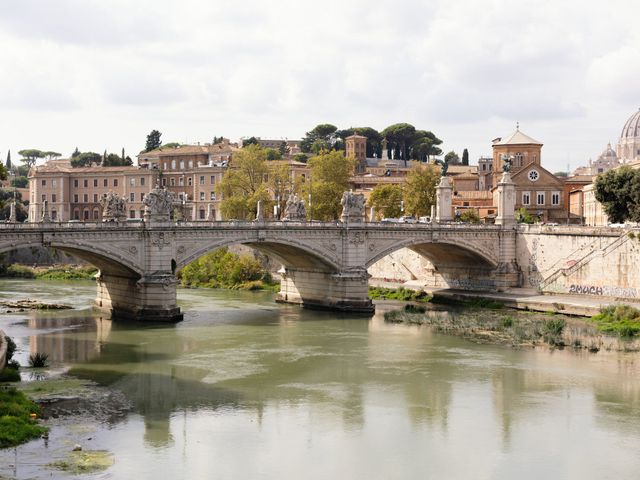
[591,304,640,337]
[0,388,47,448]
[28,352,49,368]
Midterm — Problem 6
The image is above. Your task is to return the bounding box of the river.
[1,279,639,479]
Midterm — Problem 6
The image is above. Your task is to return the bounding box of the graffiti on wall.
[448,278,496,290]
[568,284,638,298]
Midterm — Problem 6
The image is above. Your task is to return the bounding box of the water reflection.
[2,280,640,479]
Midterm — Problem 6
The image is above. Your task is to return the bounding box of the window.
[188,160,193,168]
[210,175,216,185]
[170,178,175,186]
[84,209,89,220]
[200,176,205,185]
[51,210,57,220]
[113,179,118,187]
[179,177,184,186]
[130,192,135,201]
[93,194,97,202]
[522,192,530,206]
[74,194,79,203]
[52,179,57,188]
[188,177,192,186]
[140,177,145,186]
[93,209,99,220]
[94,179,98,187]
[140,193,145,201]
[41,179,47,187]
[537,192,545,205]
[552,192,560,205]
[52,194,57,203]
[130,178,135,186]
[179,160,185,169]
[84,179,88,188]
[200,192,205,201]
[140,210,144,218]
[74,179,79,188]
[83,194,88,202]
[162,178,167,187]
[199,209,205,220]
[515,153,523,166]
[210,192,216,201]
[130,210,135,219]
[104,179,108,187]
[41,194,47,202]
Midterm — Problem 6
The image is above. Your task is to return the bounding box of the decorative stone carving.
[349,231,365,245]
[41,199,51,223]
[340,191,365,223]
[150,232,171,250]
[100,191,127,222]
[255,200,264,222]
[143,184,175,222]
[283,194,306,221]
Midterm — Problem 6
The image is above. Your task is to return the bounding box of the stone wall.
[0,330,7,372]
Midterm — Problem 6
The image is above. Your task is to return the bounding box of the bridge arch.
[366,237,498,270]
[176,236,342,272]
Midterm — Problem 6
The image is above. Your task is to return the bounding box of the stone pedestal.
[435,177,453,222]
[495,172,516,226]
[276,267,373,313]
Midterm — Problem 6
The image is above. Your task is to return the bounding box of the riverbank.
[0,264,98,281]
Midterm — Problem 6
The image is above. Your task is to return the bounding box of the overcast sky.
[1,0,639,173]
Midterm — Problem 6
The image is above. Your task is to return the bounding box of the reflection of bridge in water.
[0,220,519,321]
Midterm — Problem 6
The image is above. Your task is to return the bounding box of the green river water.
[0,279,639,479]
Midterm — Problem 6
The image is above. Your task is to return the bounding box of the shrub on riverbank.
[0,264,98,280]
[179,247,277,291]
[0,388,48,448]
[591,305,640,337]
[368,286,431,302]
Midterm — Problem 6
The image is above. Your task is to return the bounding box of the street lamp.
[8,168,16,223]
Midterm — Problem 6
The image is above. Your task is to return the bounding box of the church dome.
[620,108,640,139]
[599,142,617,159]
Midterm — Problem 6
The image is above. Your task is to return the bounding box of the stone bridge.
[0,221,520,321]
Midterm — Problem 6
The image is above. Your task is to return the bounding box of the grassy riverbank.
[0,264,98,281]
[384,303,640,352]
[0,388,48,448]
[179,247,279,291]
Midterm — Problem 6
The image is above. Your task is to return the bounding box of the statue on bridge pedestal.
[143,184,175,223]
[101,191,127,222]
[283,193,306,221]
[340,191,365,223]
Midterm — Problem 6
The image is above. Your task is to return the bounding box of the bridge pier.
[95,272,183,322]
[276,267,374,313]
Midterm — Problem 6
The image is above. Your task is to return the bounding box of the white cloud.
[1,0,640,171]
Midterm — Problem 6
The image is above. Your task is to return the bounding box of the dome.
[620,108,640,139]
[599,142,617,159]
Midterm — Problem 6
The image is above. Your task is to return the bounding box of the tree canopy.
[367,184,403,219]
[18,149,45,168]
[305,150,355,220]
[402,163,439,217]
[70,152,101,168]
[300,124,338,154]
[594,166,640,223]
[444,151,460,165]
[145,129,162,152]
[462,148,469,166]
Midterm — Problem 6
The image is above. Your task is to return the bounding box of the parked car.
[380,218,399,223]
[398,215,417,224]
[418,216,431,224]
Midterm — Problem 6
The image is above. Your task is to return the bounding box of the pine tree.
[5,150,11,171]
[462,148,469,166]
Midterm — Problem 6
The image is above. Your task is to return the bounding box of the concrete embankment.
[370,279,638,317]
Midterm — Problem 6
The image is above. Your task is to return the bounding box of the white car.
[398,216,417,224]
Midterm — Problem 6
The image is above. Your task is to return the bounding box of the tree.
[278,141,289,156]
[381,123,416,165]
[410,130,443,161]
[459,209,480,223]
[242,137,259,147]
[212,136,225,144]
[162,142,181,149]
[554,171,568,177]
[594,166,640,223]
[515,207,536,224]
[103,153,132,166]
[368,184,403,219]
[43,151,61,160]
[264,148,282,160]
[305,150,355,220]
[402,163,439,217]
[70,152,101,168]
[5,150,11,171]
[444,151,460,165]
[293,153,308,163]
[145,129,162,152]
[462,149,469,166]
[217,145,270,220]
[11,176,28,188]
[335,127,383,157]
[71,147,80,158]
[300,124,338,153]
[18,149,45,168]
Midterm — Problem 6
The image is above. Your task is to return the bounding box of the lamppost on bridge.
[8,167,16,223]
